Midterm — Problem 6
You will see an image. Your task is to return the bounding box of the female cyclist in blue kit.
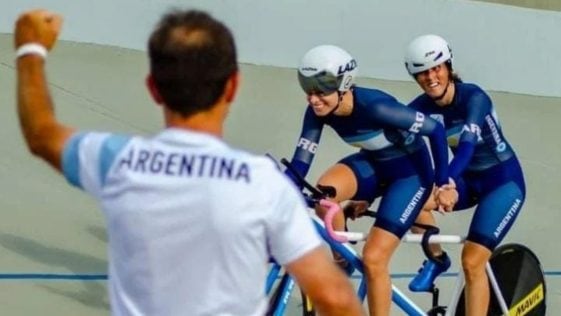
[286,45,456,316]
[404,34,526,316]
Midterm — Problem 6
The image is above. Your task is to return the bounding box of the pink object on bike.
[320,199,349,243]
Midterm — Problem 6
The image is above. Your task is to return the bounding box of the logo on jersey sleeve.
[297,138,318,154]
[408,112,426,133]
[430,114,445,126]
[461,123,483,141]
[485,114,507,152]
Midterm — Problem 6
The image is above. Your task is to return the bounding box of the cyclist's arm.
[16,45,75,172]
[370,101,449,186]
[285,247,365,316]
[448,91,491,180]
[285,107,324,183]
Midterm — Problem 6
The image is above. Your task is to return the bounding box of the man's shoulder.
[222,149,294,186]
[205,140,272,166]
[224,148,281,176]
[65,131,134,156]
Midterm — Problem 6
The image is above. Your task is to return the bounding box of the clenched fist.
[14,9,62,50]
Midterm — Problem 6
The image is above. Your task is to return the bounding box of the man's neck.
[164,103,227,138]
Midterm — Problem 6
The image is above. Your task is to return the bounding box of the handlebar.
[322,199,465,264]
[321,199,365,243]
[281,158,335,200]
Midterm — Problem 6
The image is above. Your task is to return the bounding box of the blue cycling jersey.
[287,86,449,238]
[408,82,526,250]
[408,82,515,180]
[289,86,449,186]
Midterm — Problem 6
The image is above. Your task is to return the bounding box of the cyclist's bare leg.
[315,163,358,230]
[362,227,400,316]
[315,163,358,268]
[462,241,492,316]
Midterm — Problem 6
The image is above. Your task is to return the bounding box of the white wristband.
[16,43,48,59]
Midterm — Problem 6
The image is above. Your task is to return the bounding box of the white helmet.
[298,45,357,94]
[404,34,452,75]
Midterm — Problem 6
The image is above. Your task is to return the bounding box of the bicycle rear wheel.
[455,243,546,316]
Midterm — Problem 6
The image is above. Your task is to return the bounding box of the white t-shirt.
[62,128,322,316]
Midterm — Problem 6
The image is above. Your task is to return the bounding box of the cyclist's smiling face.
[306,91,339,116]
[415,64,450,99]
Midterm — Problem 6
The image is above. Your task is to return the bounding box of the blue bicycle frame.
[266,265,297,316]
[266,213,427,316]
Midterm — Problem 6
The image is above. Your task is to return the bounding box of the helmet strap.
[432,80,454,101]
[432,81,450,101]
[326,91,344,116]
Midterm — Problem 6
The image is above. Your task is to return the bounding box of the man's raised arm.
[15,9,74,171]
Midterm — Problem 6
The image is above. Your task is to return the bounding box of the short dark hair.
[445,61,462,83]
[148,9,238,117]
